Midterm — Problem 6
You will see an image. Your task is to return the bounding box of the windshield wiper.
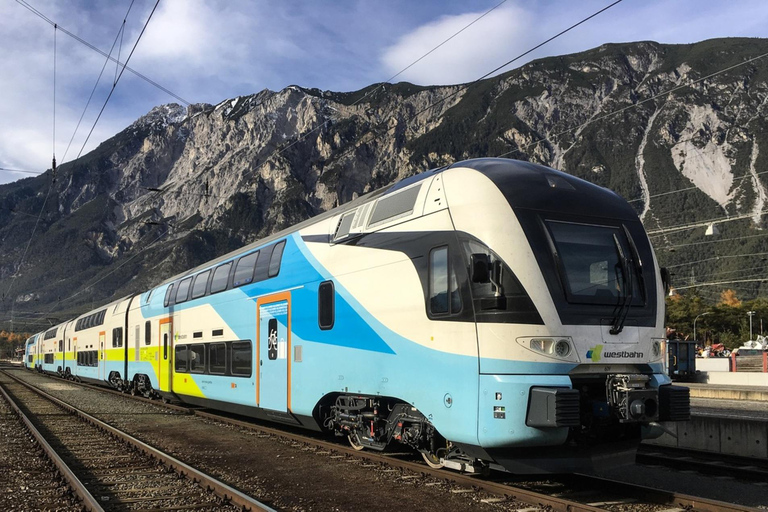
[610,233,633,335]
[622,225,646,302]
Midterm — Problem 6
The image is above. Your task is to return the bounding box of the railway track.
[0,369,274,512]
[637,445,768,482]
[3,366,763,512]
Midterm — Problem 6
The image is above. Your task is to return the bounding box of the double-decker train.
[24,158,689,473]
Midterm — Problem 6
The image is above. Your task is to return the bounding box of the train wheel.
[348,433,365,451]
[421,450,444,469]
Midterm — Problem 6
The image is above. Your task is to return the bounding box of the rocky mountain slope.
[3,37,768,330]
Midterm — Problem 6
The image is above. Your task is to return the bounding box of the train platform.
[677,382,768,402]
[644,383,768,459]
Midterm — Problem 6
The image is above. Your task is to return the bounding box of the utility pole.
[694,312,711,342]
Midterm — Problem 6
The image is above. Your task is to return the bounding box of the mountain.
[3,37,768,331]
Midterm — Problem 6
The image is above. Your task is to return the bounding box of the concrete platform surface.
[677,381,768,401]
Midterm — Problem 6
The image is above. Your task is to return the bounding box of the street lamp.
[693,312,711,342]
[747,311,756,341]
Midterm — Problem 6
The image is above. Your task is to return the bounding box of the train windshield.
[546,220,643,306]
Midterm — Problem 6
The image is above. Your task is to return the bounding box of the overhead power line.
[665,251,768,269]
[664,232,768,250]
[629,170,768,204]
[74,0,161,161]
[497,47,768,159]
[247,0,513,182]
[257,0,624,197]
[0,167,45,175]
[674,278,767,291]
[16,0,191,106]
[647,209,768,236]
[62,0,137,163]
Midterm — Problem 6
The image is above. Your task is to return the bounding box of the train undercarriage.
[323,376,690,474]
[324,395,484,472]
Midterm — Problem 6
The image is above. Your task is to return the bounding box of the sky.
[2,0,768,185]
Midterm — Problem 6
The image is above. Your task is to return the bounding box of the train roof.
[149,158,636,290]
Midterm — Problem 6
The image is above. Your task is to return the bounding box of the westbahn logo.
[587,344,644,361]
[586,345,603,362]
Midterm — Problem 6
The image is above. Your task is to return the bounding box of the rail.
[6,366,764,512]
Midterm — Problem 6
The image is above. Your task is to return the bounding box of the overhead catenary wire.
[0,166,45,176]
[3,0,161,332]
[15,0,190,106]
[10,1,623,307]
[496,49,768,160]
[665,251,768,269]
[61,0,137,163]
[246,0,514,180]
[673,277,767,291]
[249,0,624,196]
[647,209,768,236]
[4,22,60,334]
[629,170,768,204]
[45,227,171,316]
[74,0,161,161]
[664,232,768,250]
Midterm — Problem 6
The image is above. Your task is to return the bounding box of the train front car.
[442,158,689,473]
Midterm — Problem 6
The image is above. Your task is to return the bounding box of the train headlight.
[554,339,571,358]
[530,338,553,353]
[517,337,579,362]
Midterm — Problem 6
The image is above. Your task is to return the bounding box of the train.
[24,158,690,474]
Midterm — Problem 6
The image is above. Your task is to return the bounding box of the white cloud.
[4,0,768,186]
[381,4,535,85]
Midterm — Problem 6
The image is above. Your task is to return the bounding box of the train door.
[257,292,291,412]
[99,331,106,381]
[159,318,172,392]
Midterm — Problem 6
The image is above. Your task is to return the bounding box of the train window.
[545,221,641,305]
[231,341,252,377]
[191,270,211,299]
[268,240,286,277]
[429,247,450,314]
[234,251,259,287]
[189,344,205,373]
[209,343,226,374]
[145,321,152,346]
[210,262,232,294]
[175,345,188,372]
[334,212,355,240]
[164,284,175,307]
[253,245,273,282]
[318,280,335,330]
[112,327,123,348]
[368,184,421,227]
[176,277,193,304]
